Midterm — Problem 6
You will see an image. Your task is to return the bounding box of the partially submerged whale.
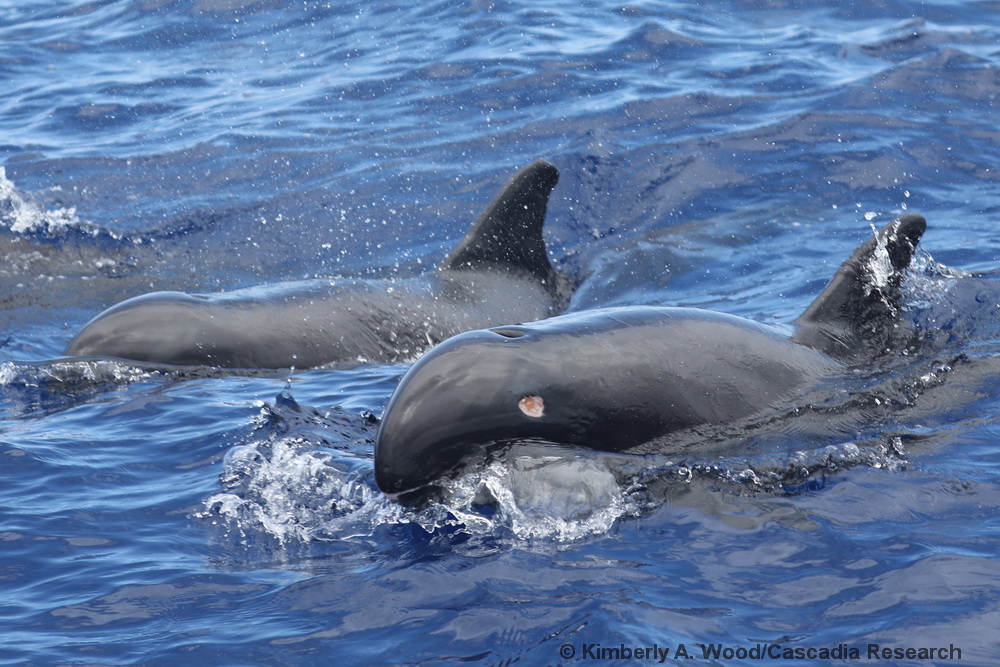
[66,159,564,369]
[375,214,955,499]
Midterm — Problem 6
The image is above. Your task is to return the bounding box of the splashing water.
[430,450,634,543]
[197,390,916,553]
[201,412,634,548]
[0,167,85,237]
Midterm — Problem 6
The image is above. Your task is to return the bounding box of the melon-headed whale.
[375,214,953,499]
[65,159,564,369]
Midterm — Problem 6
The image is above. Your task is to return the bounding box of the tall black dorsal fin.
[793,213,926,359]
[440,159,559,285]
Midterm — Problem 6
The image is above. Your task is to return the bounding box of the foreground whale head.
[374,306,841,498]
[373,323,591,498]
[375,214,929,500]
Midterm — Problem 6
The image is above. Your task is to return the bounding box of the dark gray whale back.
[374,306,842,496]
[374,214,934,498]
[65,159,563,369]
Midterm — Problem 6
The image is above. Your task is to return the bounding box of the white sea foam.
[0,167,84,236]
[199,395,910,551]
[201,424,633,547]
[431,450,633,542]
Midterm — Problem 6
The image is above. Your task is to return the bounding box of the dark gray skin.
[65,159,563,369]
[375,214,930,499]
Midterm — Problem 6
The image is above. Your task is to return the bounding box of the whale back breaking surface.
[64,271,558,368]
[64,159,564,369]
[373,306,844,496]
[373,215,961,499]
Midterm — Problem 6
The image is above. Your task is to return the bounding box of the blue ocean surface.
[3,0,1000,664]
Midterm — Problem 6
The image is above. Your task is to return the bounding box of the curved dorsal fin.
[440,159,559,286]
[793,213,926,359]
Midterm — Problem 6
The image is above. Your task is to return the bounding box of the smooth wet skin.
[65,159,563,368]
[62,272,556,368]
[375,214,931,498]
[375,307,842,496]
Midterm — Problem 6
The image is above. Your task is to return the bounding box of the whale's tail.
[440,159,560,289]
[793,213,926,359]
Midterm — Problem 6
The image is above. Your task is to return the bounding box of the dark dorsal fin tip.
[793,213,927,359]
[880,212,926,272]
[440,159,559,283]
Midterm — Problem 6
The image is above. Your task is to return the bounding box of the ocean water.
[3,0,1000,665]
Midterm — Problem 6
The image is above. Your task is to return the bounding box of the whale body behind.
[65,159,564,368]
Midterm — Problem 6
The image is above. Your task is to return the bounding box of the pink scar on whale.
[518,395,545,418]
